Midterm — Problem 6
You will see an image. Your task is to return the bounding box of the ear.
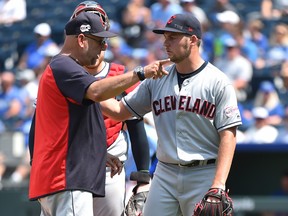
[101,41,108,51]
[190,35,200,46]
[76,34,86,48]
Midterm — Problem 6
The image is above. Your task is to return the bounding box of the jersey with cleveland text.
[122,62,242,164]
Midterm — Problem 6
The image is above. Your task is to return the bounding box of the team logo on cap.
[167,15,176,24]
[80,24,91,32]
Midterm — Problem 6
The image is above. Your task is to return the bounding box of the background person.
[240,106,279,144]
[16,22,59,72]
[214,37,253,102]
[70,2,151,215]
[86,51,151,216]
[253,80,285,126]
[0,0,26,26]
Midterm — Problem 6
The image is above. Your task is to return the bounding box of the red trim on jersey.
[29,66,69,198]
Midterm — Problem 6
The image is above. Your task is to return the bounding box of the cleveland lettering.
[153,95,216,119]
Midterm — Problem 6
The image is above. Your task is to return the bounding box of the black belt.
[176,159,216,167]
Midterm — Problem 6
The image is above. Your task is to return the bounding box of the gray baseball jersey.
[122,61,242,164]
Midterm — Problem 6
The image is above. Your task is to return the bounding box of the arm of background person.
[106,153,124,178]
[126,118,150,173]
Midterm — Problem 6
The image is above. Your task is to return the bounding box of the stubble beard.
[169,42,191,63]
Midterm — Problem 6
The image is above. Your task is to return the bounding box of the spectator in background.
[200,22,216,62]
[0,71,23,132]
[15,68,36,133]
[9,40,60,186]
[214,37,253,102]
[150,0,182,28]
[234,29,259,65]
[277,60,288,108]
[261,0,288,20]
[34,42,60,77]
[8,146,30,184]
[208,9,258,64]
[237,102,253,131]
[254,80,285,126]
[180,0,209,25]
[0,71,25,186]
[276,113,288,143]
[213,10,241,58]
[207,0,238,25]
[7,46,59,186]
[244,18,269,68]
[17,22,59,72]
[267,23,288,66]
[121,0,152,49]
[215,9,241,29]
[108,37,142,71]
[241,106,279,144]
[256,23,288,69]
[0,0,26,26]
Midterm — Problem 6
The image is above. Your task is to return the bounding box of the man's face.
[83,34,105,66]
[163,32,192,63]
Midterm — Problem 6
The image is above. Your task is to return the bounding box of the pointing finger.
[159,58,172,66]
[161,69,169,75]
[159,59,171,75]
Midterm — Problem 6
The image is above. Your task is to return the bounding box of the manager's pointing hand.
[143,58,171,79]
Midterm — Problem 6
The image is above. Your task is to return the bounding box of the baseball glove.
[193,188,233,216]
[125,171,150,216]
[125,185,148,216]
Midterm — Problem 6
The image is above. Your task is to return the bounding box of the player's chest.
[153,77,212,99]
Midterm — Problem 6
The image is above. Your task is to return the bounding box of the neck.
[85,61,107,76]
[176,56,205,74]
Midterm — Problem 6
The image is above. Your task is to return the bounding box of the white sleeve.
[214,84,242,131]
[122,80,152,118]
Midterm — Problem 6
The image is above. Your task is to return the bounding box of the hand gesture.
[144,59,171,79]
[106,153,123,177]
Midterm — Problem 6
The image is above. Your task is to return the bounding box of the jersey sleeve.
[51,56,97,105]
[214,83,242,131]
[122,80,152,118]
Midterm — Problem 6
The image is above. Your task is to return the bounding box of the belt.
[177,159,216,167]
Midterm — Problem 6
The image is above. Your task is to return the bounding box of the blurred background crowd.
[0,0,288,207]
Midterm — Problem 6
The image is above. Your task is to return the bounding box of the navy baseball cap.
[153,13,202,38]
[65,12,117,38]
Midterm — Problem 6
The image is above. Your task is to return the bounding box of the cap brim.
[153,27,185,34]
[91,31,118,38]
